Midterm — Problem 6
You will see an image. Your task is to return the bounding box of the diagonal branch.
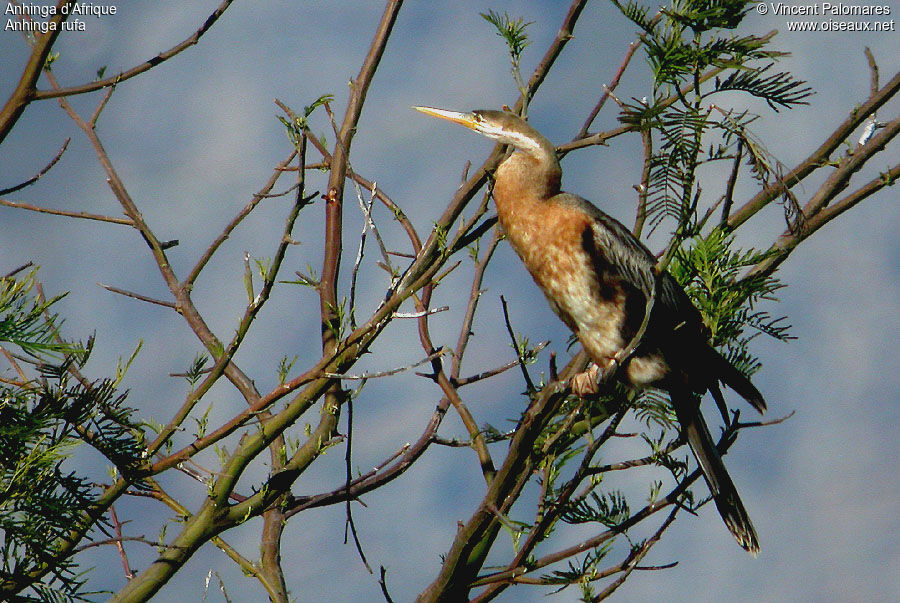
[0,0,76,144]
[33,0,236,100]
[727,67,900,230]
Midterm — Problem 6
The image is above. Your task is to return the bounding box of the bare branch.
[325,347,450,380]
[0,0,75,143]
[33,0,236,101]
[728,67,900,230]
[98,283,176,309]
[0,197,133,225]
[0,138,69,195]
[578,40,642,138]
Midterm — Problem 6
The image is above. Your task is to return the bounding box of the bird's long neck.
[493,143,562,215]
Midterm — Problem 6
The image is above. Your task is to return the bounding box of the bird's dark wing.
[565,195,704,330]
[570,195,767,412]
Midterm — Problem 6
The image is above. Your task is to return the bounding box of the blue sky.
[2,2,899,601]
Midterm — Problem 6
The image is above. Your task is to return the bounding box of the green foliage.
[481,10,533,102]
[561,491,631,528]
[184,353,210,387]
[615,0,811,234]
[632,390,676,429]
[480,10,531,63]
[0,272,142,601]
[539,545,612,592]
[669,228,793,375]
[0,271,69,356]
[711,63,814,111]
[278,93,334,146]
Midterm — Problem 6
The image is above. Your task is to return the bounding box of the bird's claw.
[570,363,602,397]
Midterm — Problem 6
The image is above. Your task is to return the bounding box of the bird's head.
[413,106,553,157]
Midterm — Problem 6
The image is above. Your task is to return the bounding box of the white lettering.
[70,3,116,17]
[5,3,56,18]
[5,17,54,32]
[770,3,820,16]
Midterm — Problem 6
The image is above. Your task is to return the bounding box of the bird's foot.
[570,363,602,397]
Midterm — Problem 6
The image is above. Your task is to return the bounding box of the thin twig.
[379,567,395,603]
[325,347,450,380]
[0,198,133,225]
[452,341,550,387]
[864,47,880,95]
[98,283,177,309]
[392,306,449,319]
[500,295,536,393]
[33,0,236,100]
[186,148,298,287]
[452,228,502,379]
[108,505,134,580]
[720,139,743,226]
[1,261,34,280]
[578,40,642,138]
[344,384,374,574]
[0,138,69,195]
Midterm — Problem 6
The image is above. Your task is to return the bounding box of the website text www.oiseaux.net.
[758,3,896,32]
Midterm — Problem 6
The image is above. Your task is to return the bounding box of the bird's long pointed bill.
[413,106,478,130]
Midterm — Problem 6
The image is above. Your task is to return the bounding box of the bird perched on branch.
[414,106,766,554]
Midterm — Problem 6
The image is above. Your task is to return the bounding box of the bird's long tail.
[673,392,760,555]
[709,347,767,414]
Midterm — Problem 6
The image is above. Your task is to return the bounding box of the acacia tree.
[1,1,898,601]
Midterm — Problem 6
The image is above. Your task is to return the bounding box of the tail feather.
[709,348,766,414]
[673,391,760,555]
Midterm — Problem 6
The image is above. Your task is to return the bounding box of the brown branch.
[519,0,589,109]
[416,352,587,602]
[0,345,30,384]
[578,39,642,138]
[451,229,503,380]
[746,159,900,282]
[320,0,404,356]
[279,104,423,256]
[728,66,900,230]
[186,148,297,287]
[864,47,879,95]
[98,283,177,309]
[719,139,743,226]
[32,0,236,100]
[1,261,34,280]
[0,197,133,225]
[0,0,75,143]
[108,505,134,580]
[0,138,69,195]
[633,127,652,238]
